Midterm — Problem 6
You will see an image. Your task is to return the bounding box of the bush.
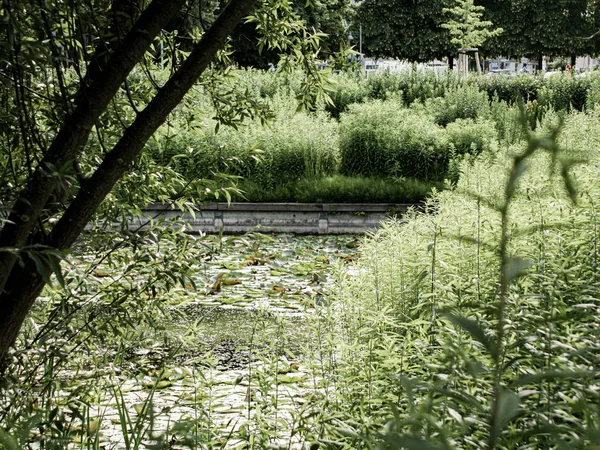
[234,68,305,99]
[318,110,600,447]
[235,175,442,203]
[244,110,339,189]
[339,101,450,181]
[365,70,461,105]
[151,103,339,192]
[445,118,497,156]
[427,84,490,126]
[538,74,590,111]
[475,74,541,104]
[325,73,369,118]
[585,74,600,111]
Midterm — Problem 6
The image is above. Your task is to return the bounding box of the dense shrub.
[445,118,497,155]
[234,68,305,99]
[339,101,450,181]
[475,74,541,104]
[365,70,461,105]
[148,69,600,203]
[325,73,369,118]
[236,175,442,203]
[151,102,339,192]
[537,74,591,111]
[242,110,339,189]
[585,74,600,110]
[319,110,600,447]
[364,71,407,101]
[427,84,490,126]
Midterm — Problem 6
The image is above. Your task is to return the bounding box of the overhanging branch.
[46,0,259,251]
[0,0,187,294]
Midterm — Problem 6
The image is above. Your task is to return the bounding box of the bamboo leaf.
[444,313,497,359]
[514,370,593,386]
[503,257,532,285]
[46,254,65,288]
[496,388,520,429]
[381,435,443,450]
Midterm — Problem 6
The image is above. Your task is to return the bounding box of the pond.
[38,233,363,449]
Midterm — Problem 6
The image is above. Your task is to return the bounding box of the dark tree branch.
[0,0,187,295]
[0,0,259,362]
[47,0,260,252]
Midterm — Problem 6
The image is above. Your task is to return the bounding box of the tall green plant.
[315,109,600,448]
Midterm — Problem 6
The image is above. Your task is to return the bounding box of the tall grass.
[339,100,450,181]
[308,109,600,447]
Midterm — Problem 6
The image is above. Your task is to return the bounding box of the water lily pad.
[144,380,172,389]
[278,374,306,384]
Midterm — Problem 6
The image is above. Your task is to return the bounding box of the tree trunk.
[0,0,258,363]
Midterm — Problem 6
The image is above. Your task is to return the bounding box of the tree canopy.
[442,0,502,50]
[480,0,600,59]
[355,0,600,62]
[355,0,455,61]
[229,0,352,68]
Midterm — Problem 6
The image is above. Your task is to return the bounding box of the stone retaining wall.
[132,202,418,234]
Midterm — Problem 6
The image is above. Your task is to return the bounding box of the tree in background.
[351,0,599,68]
[355,0,455,62]
[481,0,600,68]
[229,0,352,68]
[442,0,502,50]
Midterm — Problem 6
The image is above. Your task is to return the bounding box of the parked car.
[544,71,562,79]
[486,69,517,77]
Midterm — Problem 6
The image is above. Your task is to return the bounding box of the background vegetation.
[143,68,600,203]
[4,67,600,448]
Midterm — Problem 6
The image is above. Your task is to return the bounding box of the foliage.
[236,175,443,203]
[325,73,369,118]
[313,109,600,447]
[152,96,339,192]
[355,0,454,61]
[482,0,600,60]
[441,0,503,49]
[537,73,595,111]
[3,101,600,449]
[229,0,352,67]
[427,83,490,126]
[445,117,496,155]
[476,74,541,104]
[488,98,528,144]
[365,70,463,106]
[0,0,338,362]
[587,77,600,111]
[0,229,363,448]
[339,101,450,181]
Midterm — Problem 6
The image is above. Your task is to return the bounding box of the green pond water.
[44,233,363,449]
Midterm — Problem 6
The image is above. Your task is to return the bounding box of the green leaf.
[494,388,520,431]
[444,313,497,359]
[28,252,51,284]
[381,435,443,450]
[503,257,531,285]
[514,370,592,386]
[46,254,65,288]
[0,430,19,450]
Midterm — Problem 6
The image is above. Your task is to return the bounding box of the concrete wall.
[131,202,418,234]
